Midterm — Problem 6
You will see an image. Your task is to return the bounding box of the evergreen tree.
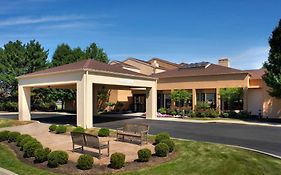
[52,43,74,66]
[85,42,109,63]
[263,19,281,98]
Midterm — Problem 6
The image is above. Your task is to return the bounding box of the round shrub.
[55,125,67,134]
[160,139,175,152]
[8,131,21,143]
[0,130,10,142]
[110,152,125,169]
[47,151,69,168]
[72,126,85,133]
[49,124,57,132]
[137,148,151,162]
[34,147,51,163]
[19,136,37,150]
[155,143,169,157]
[16,134,31,146]
[77,154,93,170]
[98,128,110,137]
[23,140,43,158]
[155,132,170,144]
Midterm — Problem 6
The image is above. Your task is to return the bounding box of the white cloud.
[0,15,85,27]
[230,46,269,70]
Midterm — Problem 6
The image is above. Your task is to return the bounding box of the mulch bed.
[2,141,178,175]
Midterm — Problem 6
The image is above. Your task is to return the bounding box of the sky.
[0,0,280,70]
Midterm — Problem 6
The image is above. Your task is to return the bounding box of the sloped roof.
[154,63,248,78]
[245,69,265,79]
[148,57,180,67]
[18,59,155,79]
[124,57,168,70]
[110,60,140,69]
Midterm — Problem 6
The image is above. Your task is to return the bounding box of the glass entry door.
[133,94,146,112]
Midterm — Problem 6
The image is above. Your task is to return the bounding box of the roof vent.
[179,62,210,69]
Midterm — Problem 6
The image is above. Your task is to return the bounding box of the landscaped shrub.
[110,152,125,169]
[55,125,67,134]
[23,140,43,158]
[160,139,175,152]
[170,110,177,116]
[19,136,36,150]
[155,132,170,144]
[8,131,21,143]
[208,109,220,118]
[158,107,167,114]
[34,147,51,163]
[155,143,169,157]
[49,124,57,132]
[98,128,110,137]
[137,148,151,162]
[72,126,85,133]
[77,154,93,170]
[0,130,10,142]
[16,134,31,146]
[237,111,251,118]
[47,151,69,168]
[222,112,229,118]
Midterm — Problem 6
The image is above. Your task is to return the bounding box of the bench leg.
[99,148,101,159]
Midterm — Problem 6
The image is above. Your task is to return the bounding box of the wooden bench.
[70,132,109,159]
[117,123,149,145]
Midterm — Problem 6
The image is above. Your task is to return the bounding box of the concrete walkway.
[0,122,154,165]
[154,117,281,127]
[0,167,17,175]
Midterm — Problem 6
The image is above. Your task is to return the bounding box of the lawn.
[0,118,32,128]
[1,139,281,175]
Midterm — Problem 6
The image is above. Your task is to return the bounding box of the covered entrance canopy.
[17,59,157,128]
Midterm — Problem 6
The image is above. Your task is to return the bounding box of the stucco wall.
[248,88,263,116]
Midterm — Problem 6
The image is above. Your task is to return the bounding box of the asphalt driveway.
[1,113,281,157]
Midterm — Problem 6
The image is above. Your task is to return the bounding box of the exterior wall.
[148,59,178,70]
[262,81,281,118]
[108,89,133,111]
[157,74,249,90]
[123,59,155,75]
[248,88,263,116]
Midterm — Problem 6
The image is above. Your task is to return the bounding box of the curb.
[150,118,281,128]
[173,137,281,160]
[0,167,17,175]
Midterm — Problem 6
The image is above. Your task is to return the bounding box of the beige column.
[76,72,93,128]
[93,84,98,116]
[18,86,31,121]
[145,83,157,119]
[243,87,248,111]
[192,89,197,111]
[216,88,221,113]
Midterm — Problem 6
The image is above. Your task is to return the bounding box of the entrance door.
[133,94,146,112]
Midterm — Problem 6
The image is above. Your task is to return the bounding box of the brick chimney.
[218,58,230,67]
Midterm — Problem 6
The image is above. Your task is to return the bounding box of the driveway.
[1,113,281,157]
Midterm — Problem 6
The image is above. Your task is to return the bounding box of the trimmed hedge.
[98,128,110,137]
[0,130,10,141]
[47,151,69,168]
[34,148,51,163]
[49,124,57,132]
[72,126,85,133]
[77,154,93,170]
[155,132,170,144]
[137,148,151,162]
[19,136,36,150]
[160,139,175,152]
[23,140,43,158]
[16,134,31,147]
[110,152,125,169]
[155,143,169,157]
[8,131,21,143]
[55,125,67,134]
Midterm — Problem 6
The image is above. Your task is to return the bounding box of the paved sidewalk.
[0,167,17,175]
[0,122,154,165]
[154,117,281,127]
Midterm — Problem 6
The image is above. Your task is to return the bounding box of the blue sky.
[0,0,280,69]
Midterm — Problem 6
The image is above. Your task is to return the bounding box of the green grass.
[1,139,281,175]
[0,144,61,175]
[0,118,32,128]
[120,140,281,175]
